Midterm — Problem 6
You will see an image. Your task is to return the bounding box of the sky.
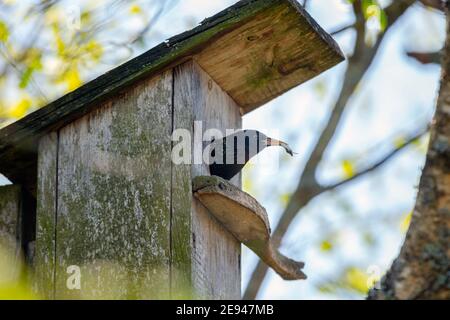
[238,1,443,299]
[0,0,445,299]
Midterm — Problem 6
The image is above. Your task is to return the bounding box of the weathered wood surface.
[0,185,21,246]
[34,72,174,299]
[173,61,241,299]
[195,0,343,112]
[56,71,172,299]
[34,133,58,299]
[34,62,242,299]
[193,176,306,281]
[0,184,22,282]
[0,0,343,197]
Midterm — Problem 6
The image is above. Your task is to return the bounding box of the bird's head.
[246,130,296,156]
[265,136,296,156]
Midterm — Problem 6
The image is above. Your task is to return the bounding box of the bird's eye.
[211,149,215,157]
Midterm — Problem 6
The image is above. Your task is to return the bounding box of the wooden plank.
[193,176,306,280]
[171,65,194,299]
[34,132,58,299]
[55,71,173,299]
[0,0,343,196]
[195,0,344,112]
[173,61,241,299]
[0,185,21,248]
[0,184,22,283]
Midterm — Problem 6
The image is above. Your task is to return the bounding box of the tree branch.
[330,0,442,36]
[407,50,442,65]
[330,23,355,36]
[243,0,416,300]
[370,2,449,300]
[244,126,426,299]
[419,0,445,11]
[302,0,309,10]
[323,128,428,192]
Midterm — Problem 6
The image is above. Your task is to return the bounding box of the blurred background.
[0,0,445,299]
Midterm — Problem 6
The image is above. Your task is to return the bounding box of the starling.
[208,130,295,180]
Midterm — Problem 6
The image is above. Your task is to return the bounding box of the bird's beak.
[266,137,296,156]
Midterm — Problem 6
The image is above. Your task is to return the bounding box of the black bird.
[208,130,295,180]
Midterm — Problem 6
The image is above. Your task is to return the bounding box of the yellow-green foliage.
[0,0,174,128]
[0,242,37,300]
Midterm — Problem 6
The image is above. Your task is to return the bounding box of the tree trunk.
[369,3,450,300]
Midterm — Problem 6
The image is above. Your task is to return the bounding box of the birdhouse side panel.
[35,132,58,299]
[173,60,241,299]
[0,184,22,283]
[0,184,21,246]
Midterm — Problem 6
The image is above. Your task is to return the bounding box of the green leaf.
[19,67,33,89]
[8,98,32,119]
[400,211,412,233]
[345,267,370,294]
[363,232,375,246]
[379,9,388,32]
[84,40,104,62]
[129,4,142,15]
[320,240,333,252]
[81,10,92,24]
[394,136,407,148]
[279,193,290,206]
[342,159,355,179]
[64,67,82,91]
[242,174,254,193]
[361,0,377,19]
[51,24,66,57]
[314,81,327,99]
[0,20,9,42]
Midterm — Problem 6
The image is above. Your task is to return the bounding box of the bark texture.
[369,3,450,300]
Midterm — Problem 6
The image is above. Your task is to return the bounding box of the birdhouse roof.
[0,0,343,192]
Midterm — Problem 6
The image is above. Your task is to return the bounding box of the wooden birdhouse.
[0,0,343,299]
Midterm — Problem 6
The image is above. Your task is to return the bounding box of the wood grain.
[193,175,306,281]
[196,0,344,112]
[0,184,22,283]
[54,71,173,299]
[0,185,21,247]
[33,63,242,299]
[173,61,241,299]
[34,133,58,299]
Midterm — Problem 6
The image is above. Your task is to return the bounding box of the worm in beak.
[266,137,296,156]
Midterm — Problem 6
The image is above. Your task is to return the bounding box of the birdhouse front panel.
[34,62,241,299]
[35,70,173,299]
